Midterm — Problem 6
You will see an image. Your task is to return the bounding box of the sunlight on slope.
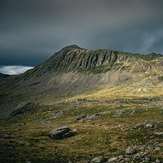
[67,76,163,102]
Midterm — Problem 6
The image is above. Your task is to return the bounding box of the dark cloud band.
[0,0,163,65]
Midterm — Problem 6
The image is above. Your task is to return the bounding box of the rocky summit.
[0,45,163,162]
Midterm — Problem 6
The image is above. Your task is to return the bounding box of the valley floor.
[0,95,163,162]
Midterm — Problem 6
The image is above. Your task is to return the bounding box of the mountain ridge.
[24,45,163,77]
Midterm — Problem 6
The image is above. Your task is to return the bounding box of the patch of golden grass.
[65,76,163,102]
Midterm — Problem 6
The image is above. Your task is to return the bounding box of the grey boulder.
[49,126,76,139]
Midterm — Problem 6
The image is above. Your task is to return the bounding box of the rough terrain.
[0,45,163,162]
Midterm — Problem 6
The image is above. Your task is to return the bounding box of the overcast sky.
[0,0,163,66]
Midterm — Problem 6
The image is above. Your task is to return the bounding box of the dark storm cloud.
[0,0,163,65]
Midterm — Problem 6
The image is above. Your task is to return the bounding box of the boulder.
[49,126,75,139]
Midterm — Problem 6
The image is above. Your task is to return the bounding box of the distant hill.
[0,73,9,79]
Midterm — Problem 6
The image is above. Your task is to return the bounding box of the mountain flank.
[0,45,163,118]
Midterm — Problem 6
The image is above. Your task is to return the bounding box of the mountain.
[1,45,163,116]
[0,45,163,162]
[0,44,163,116]
[0,73,9,79]
[23,44,163,76]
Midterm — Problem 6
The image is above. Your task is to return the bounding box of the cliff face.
[43,46,117,72]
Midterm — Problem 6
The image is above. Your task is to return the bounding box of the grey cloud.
[0,0,163,65]
[0,65,33,75]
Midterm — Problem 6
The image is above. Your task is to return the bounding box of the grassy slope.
[0,75,163,162]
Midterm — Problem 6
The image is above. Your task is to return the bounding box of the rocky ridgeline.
[30,45,162,75]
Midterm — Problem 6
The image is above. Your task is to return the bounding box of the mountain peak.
[62,44,81,50]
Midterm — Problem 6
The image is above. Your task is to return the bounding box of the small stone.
[26,161,31,163]
[145,123,153,128]
[144,156,151,162]
[154,147,161,152]
[133,153,142,160]
[107,157,118,162]
[154,132,163,137]
[118,155,124,160]
[126,147,136,155]
[76,114,87,121]
[155,159,161,163]
[91,156,106,163]
[86,114,100,121]
[53,111,63,118]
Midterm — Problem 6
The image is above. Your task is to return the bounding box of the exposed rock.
[49,126,76,139]
[53,111,64,118]
[154,132,163,137]
[155,159,161,163]
[110,108,146,118]
[95,144,163,163]
[107,157,118,162]
[111,110,125,118]
[145,123,154,128]
[85,114,100,121]
[26,160,31,163]
[91,156,106,163]
[76,113,100,122]
[154,146,161,152]
[76,114,87,121]
[125,146,136,155]
[30,45,162,77]
[132,121,161,130]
